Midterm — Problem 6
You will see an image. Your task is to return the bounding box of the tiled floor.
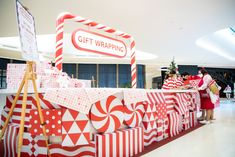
[143,99,235,157]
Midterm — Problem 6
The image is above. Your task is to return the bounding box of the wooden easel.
[0,61,51,157]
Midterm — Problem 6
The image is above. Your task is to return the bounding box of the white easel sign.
[16,0,39,61]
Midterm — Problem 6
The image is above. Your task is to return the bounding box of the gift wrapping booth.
[0,11,200,157]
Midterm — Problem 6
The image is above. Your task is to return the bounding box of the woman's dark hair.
[181,72,189,77]
[200,69,208,75]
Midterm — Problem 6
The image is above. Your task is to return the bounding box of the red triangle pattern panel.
[62,109,90,146]
[142,103,157,131]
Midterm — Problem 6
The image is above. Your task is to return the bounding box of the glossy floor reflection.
[143,99,235,157]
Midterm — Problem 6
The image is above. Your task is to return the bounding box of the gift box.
[49,142,95,157]
[29,109,62,136]
[168,112,183,137]
[190,92,201,111]
[163,93,176,114]
[6,64,38,90]
[68,79,91,88]
[95,126,144,157]
[189,111,198,127]
[21,133,47,157]
[182,111,190,130]
[156,118,169,141]
[1,95,32,128]
[31,93,61,109]
[174,93,189,116]
[44,88,92,114]
[62,109,90,146]
[3,124,19,157]
[142,103,157,131]
[144,128,157,146]
[147,92,166,105]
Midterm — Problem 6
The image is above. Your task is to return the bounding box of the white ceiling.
[0,0,235,70]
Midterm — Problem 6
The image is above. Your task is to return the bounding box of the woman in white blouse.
[197,69,215,124]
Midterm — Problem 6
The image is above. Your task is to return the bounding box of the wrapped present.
[168,112,183,137]
[44,88,92,114]
[29,109,62,136]
[68,79,91,88]
[174,93,189,115]
[21,133,47,157]
[144,128,157,146]
[1,95,32,128]
[182,111,190,130]
[3,124,19,157]
[163,93,176,114]
[147,92,166,105]
[62,109,90,146]
[32,93,61,109]
[156,103,167,119]
[6,64,38,90]
[191,92,201,111]
[124,101,144,128]
[90,95,124,133]
[95,126,144,157]
[189,111,198,127]
[156,118,169,141]
[49,142,95,157]
[142,103,157,131]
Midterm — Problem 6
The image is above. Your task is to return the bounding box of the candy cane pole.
[55,12,137,88]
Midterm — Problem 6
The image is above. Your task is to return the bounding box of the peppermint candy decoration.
[90,95,124,133]
[124,102,144,127]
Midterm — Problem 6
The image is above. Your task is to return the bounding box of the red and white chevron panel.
[3,124,19,157]
[144,128,157,146]
[29,109,62,136]
[21,133,47,157]
[95,126,144,157]
[156,118,169,141]
[90,95,124,133]
[174,93,188,116]
[32,93,61,109]
[1,95,32,128]
[142,103,157,131]
[168,112,183,137]
[49,142,95,157]
[62,109,90,146]
[163,93,176,114]
[147,92,166,105]
[189,111,198,127]
[124,102,144,127]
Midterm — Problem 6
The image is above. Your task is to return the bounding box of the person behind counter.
[162,70,183,90]
[181,72,201,89]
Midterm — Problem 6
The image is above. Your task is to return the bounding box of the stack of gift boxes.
[1,64,200,156]
[6,63,91,90]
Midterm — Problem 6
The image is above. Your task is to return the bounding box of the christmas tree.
[167,57,177,74]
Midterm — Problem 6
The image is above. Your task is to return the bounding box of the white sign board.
[16,0,39,61]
